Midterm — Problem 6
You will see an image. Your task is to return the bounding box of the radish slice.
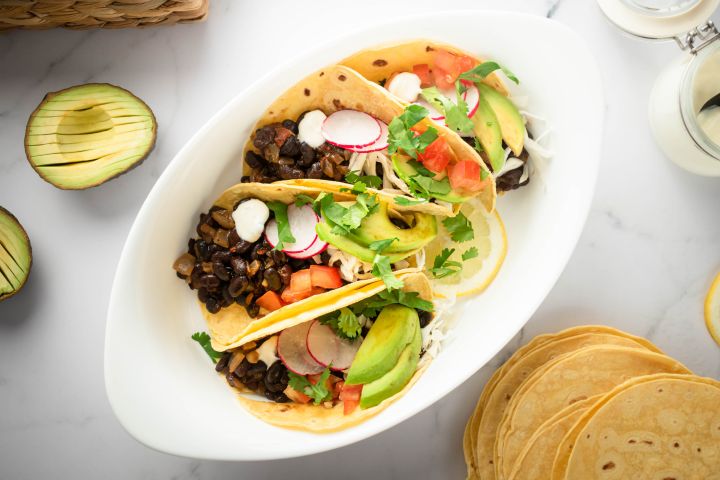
[463,85,480,118]
[349,121,389,153]
[278,322,325,375]
[285,236,328,259]
[264,204,319,253]
[322,110,381,149]
[306,320,362,371]
[414,98,445,121]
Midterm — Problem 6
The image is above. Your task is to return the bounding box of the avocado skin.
[478,84,525,156]
[391,155,470,204]
[472,94,505,172]
[359,317,422,409]
[0,206,32,302]
[346,305,419,385]
[347,203,436,253]
[316,223,417,264]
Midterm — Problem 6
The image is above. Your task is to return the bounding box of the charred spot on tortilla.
[373,59,388,67]
[425,45,434,52]
[319,71,325,77]
[338,74,347,81]
[304,88,310,96]
[332,99,343,110]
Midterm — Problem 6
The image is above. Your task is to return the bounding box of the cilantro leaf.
[368,237,398,254]
[191,332,223,363]
[287,368,333,405]
[266,201,296,250]
[412,175,451,196]
[371,254,404,290]
[458,61,519,85]
[473,137,484,154]
[443,213,474,242]
[408,159,434,177]
[345,171,382,193]
[294,194,315,207]
[462,247,479,261]
[387,104,439,159]
[351,289,434,319]
[430,248,462,279]
[394,196,429,207]
[320,307,363,339]
[421,86,474,135]
[319,191,378,234]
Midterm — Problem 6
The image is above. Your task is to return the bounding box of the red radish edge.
[306,320,361,371]
[321,110,382,149]
[278,322,325,375]
[349,121,389,153]
[463,85,480,118]
[264,204,320,254]
[286,236,328,259]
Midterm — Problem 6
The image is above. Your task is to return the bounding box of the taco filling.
[193,273,439,420]
[174,184,436,317]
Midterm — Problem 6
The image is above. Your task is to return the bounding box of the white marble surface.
[1,0,719,478]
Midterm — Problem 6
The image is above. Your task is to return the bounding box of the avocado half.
[24,83,157,190]
[0,207,32,302]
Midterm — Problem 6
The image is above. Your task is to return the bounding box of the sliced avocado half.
[316,222,418,264]
[346,202,437,253]
[478,84,525,156]
[346,304,419,385]
[471,94,505,172]
[359,314,422,409]
[0,207,32,302]
[25,83,157,190]
[392,155,471,203]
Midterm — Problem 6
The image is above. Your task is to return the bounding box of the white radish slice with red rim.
[349,121,389,153]
[306,320,362,371]
[285,236,328,259]
[414,98,445,122]
[321,110,381,149]
[264,204,319,254]
[463,85,480,118]
[278,322,325,375]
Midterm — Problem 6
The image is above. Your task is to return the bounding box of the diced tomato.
[256,291,284,312]
[273,127,294,147]
[290,269,312,292]
[308,372,333,391]
[432,67,456,90]
[340,384,363,415]
[448,160,485,193]
[434,49,476,80]
[284,385,311,404]
[281,286,325,304]
[309,265,343,289]
[455,55,476,75]
[412,64,433,87]
[418,136,451,174]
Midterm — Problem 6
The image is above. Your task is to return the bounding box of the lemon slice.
[704,271,720,346]
[423,199,507,298]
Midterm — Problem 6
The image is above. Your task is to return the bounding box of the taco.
[239,64,496,214]
[197,272,438,432]
[173,182,438,349]
[341,40,538,193]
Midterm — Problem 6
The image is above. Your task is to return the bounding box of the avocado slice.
[347,203,437,253]
[25,83,157,190]
[316,222,417,264]
[471,94,505,172]
[478,84,525,156]
[392,155,471,204]
[346,305,419,385]
[359,318,422,409]
[0,207,32,302]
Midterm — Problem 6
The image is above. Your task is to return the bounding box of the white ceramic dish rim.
[105,10,604,461]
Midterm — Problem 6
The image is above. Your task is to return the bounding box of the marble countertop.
[1,0,719,478]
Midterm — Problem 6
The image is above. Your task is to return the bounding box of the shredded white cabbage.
[421,292,457,359]
[326,246,374,282]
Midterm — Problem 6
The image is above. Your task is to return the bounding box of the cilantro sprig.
[430,248,463,279]
[462,247,479,261]
[320,307,363,339]
[394,196,428,207]
[354,289,434,318]
[458,61,520,85]
[318,192,379,234]
[369,237,404,290]
[442,213,475,242]
[344,171,382,193]
[191,332,223,363]
[387,104,439,159]
[267,201,296,250]
[288,368,332,404]
[420,86,474,135]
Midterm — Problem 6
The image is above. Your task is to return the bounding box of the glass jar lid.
[680,40,720,159]
[598,0,719,39]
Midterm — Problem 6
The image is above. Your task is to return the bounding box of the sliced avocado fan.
[25,83,157,189]
[0,207,32,302]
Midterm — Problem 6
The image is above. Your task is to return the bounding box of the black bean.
[227,229,240,247]
[246,361,267,383]
[244,381,259,391]
[320,251,331,264]
[279,135,301,157]
[221,286,234,305]
[228,275,248,297]
[264,268,282,292]
[211,250,231,265]
[234,358,250,378]
[247,303,260,318]
[232,240,253,255]
[269,249,286,265]
[226,372,241,388]
[264,361,288,393]
[245,150,266,169]
[215,352,231,372]
[212,262,231,282]
[197,287,210,303]
[298,142,315,167]
[419,311,432,328]
[241,176,250,183]
[190,269,203,290]
[187,238,196,253]
[282,119,299,134]
[205,297,221,314]
[278,156,295,166]
[307,162,324,179]
[278,164,304,180]
[253,126,275,149]
[277,264,292,286]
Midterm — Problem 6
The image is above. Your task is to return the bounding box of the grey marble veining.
[1,0,719,478]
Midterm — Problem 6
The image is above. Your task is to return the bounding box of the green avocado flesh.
[471,94,505,172]
[392,155,470,203]
[317,201,435,262]
[25,83,157,189]
[478,84,526,156]
[359,314,422,409]
[0,207,32,302]
[346,305,419,385]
